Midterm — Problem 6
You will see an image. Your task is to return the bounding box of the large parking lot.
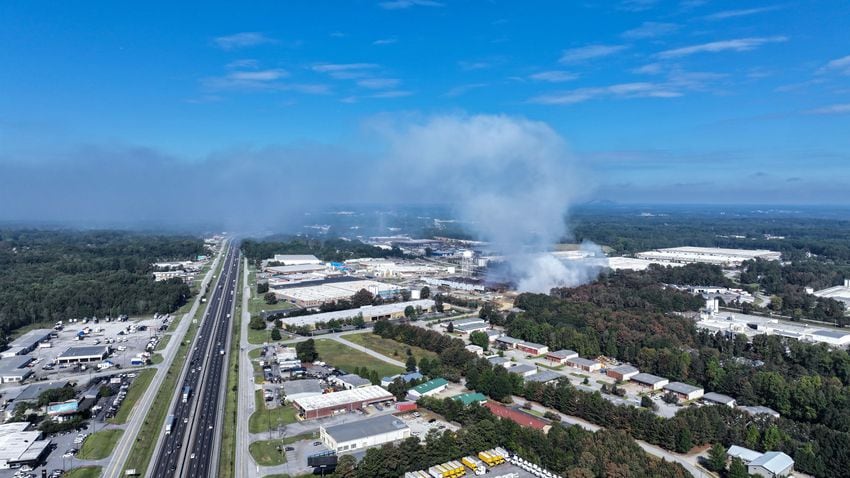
[17,314,172,383]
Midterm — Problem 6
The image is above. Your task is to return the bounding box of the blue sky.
[1,0,850,220]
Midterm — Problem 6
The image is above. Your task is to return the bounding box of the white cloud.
[378,0,443,10]
[373,38,398,45]
[819,55,850,75]
[528,71,578,82]
[657,36,787,59]
[312,63,380,79]
[805,103,850,115]
[618,0,659,12]
[530,82,682,105]
[560,44,628,63]
[213,32,275,50]
[357,78,401,89]
[202,68,330,95]
[226,59,259,69]
[458,60,493,71]
[228,69,289,81]
[370,90,413,98]
[622,22,679,39]
[632,62,664,74]
[704,6,782,20]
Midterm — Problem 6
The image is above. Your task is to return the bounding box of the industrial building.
[0,356,33,384]
[291,385,394,420]
[1,329,53,357]
[464,344,484,356]
[739,405,780,419]
[483,401,551,433]
[607,364,639,381]
[452,392,488,406]
[380,371,423,388]
[697,310,850,347]
[635,247,781,267]
[271,254,322,265]
[495,336,549,355]
[320,414,410,453]
[332,374,372,390]
[813,279,850,308]
[453,320,489,334]
[524,370,562,384]
[545,349,578,365]
[726,446,794,478]
[56,346,110,364]
[487,356,511,368]
[702,392,736,407]
[484,329,502,342]
[662,382,704,401]
[407,378,449,399]
[279,299,435,328]
[565,357,601,372]
[0,422,51,469]
[282,380,324,403]
[630,373,669,391]
[273,279,404,307]
[423,276,487,292]
[507,364,537,377]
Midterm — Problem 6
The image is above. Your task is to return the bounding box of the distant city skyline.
[1,1,849,225]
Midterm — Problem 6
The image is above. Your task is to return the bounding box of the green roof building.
[452,392,488,406]
[408,378,449,398]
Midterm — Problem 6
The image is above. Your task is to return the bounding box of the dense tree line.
[240,237,405,267]
[0,230,202,344]
[331,396,688,478]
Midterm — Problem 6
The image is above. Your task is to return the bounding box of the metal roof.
[663,381,703,395]
[610,364,639,374]
[338,374,371,387]
[547,349,578,359]
[0,355,33,373]
[749,451,794,474]
[524,370,562,383]
[630,373,668,385]
[727,445,763,463]
[8,329,53,348]
[703,392,735,405]
[58,346,110,358]
[292,385,393,412]
[322,414,408,443]
[452,392,488,405]
[508,364,536,374]
[567,357,599,367]
[410,378,448,394]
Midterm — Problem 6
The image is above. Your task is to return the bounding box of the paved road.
[149,243,239,478]
[235,257,260,478]
[101,245,224,478]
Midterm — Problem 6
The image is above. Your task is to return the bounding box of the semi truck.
[478,449,506,467]
[182,386,192,403]
[461,456,486,475]
[165,414,175,434]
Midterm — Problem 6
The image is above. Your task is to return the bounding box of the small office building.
[545,350,578,365]
[56,346,110,365]
[663,382,704,401]
[565,357,601,373]
[702,392,736,407]
[630,373,669,391]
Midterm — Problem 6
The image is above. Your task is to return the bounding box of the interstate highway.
[150,242,239,478]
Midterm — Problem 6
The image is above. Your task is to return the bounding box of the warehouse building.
[630,373,669,391]
[524,370,562,384]
[407,378,449,399]
[292,385,395,420]
[272,254,322,266]
[0,356,34,384]
[56,346,110,364]
[320,414,410,453]
[545,349,578,365]
[282,380,323,403]
[507,364,537,377]
[663,382,704,401]
[2,329,53,357]
[702,392,736,408]
[635,247,781,267]
[452,392,488,406]
[274,279,404,308]
[332,374,372,390]
[565,357,601,372]
[813,279,850,308]
[484,329,502,342]
[487,356,512,368]
[495,336,549,355]
[739,405,780,419]
[279,299,435,328]
[607,364,639,381]
[484,402,551,433]
[0,422,51,469]
[381,371,423,388]
[454,320,489,334]
[726,446,794,478]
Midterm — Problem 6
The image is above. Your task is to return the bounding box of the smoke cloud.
[377,113,600,292]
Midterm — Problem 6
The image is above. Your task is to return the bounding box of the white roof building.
[813,279,850,308]
[636,247,780,267]
[272,254,322,265]
[0,422,51,469]
[279,299,435,328]
[320,414,410,454]
[748,451,794,478]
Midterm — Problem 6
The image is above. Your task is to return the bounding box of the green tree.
[257,281,269,294]
[270,327,282,341]
[728,457,748,478]
[406,355,417,372]
[469,331,489,351]
[333,454,357,478]
[263,292,278,304]
[420,286,431,299]
[351,288,375,307]
[446,321,454,333]
[296,338,318,362]
[401,289,412,301]
[418,357,432,376]
[762,424,782,450]
[706,443,727,472]
[404,306,416,318]
[745,425,761,449]
[675,427,693,453]
[249,315,266,330]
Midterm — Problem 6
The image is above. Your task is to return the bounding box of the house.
[607,364,639,381]
[407,378,449,399]
[565,357,601,372]
[630,373,669,391]
[662,382,704,401]
[544,349,578,365]
[702,392,736,407]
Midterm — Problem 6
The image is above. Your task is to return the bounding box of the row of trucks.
[404,448,510,478]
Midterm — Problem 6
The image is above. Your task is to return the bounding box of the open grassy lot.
[77,429,124,460]
[343,333,437,364]
[64,467,102,478]
[314,339,404,378]
[108,368,155,424]
[154,334,170,351]
[249,389,298,434]
[248,327,272,345]
[249,433,313,466]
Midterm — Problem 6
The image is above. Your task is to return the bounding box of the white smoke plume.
[379,113,601,292]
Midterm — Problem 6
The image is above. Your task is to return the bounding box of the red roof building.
[484,401,551,433]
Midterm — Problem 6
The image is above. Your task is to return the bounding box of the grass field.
[64,467,102,478]
[314,339,403,377]
[218,261,244,478]
[248,327,272,345]
[150,354,163,364]
[154,334,170,351]
[249,433,313,466]
[77,429,124,460]
[108,368,155,424]
[249,389,297,434]
[343,333,437,364]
